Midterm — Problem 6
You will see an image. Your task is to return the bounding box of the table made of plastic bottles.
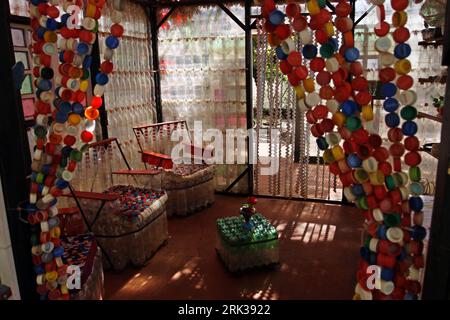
[215,214,279,272]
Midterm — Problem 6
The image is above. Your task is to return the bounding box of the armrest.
[58,207,80,216]
[140,150,172,160]
[112,169,160,176]
[63,190,120,202]
[140,150,173,169]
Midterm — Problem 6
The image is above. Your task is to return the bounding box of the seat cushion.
[163,165,215,189]
[61,233,97,286]
[103,185,167,225]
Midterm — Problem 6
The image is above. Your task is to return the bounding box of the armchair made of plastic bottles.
[132,120,215,217]
[55,207,104,300]
[64,138,169,271]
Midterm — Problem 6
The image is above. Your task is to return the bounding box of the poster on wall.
[20,74,33,95]
[11,28,25,47]
[14,51,29,70]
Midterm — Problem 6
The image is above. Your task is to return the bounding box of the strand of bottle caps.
[260,0,426,299]
[28,0,123,299]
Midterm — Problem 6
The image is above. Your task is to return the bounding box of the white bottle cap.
[326,99,339,113]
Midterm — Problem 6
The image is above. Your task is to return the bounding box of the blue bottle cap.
[378,224,388,240]
[49,198,57,208]
[269,10,285,25]
[369,252,377,265]
[61,13,70,25]
[360,246,370,261]
[411,225,426,240]
[83,55,93,69]
[59,51,65,63]
[46,18,58,31]
[397,247,407,261]
[59,101,72,114]
[394,43,411,59]
[275,46,288,60]
[53,246,64,257]
[302,44,318,59]
[381,83,397,98]
[402,120,418,136]
[37,27,47,40]
[341,100,358,116]
[344,47,360,62]
[77,42,90,55]
[385,112,400,128]
[37,79,52,91]
[61,146,73,158]
[316,137,329,150]
[328,38,339,52]
[41,67,54,80]
[96,72,109,85]
[72,102,84,114]
[55,179,69,189]
[381,268,395,281]
[38,184,44,194]
[105,35,120,49]
[55,111,69,123]
[347,153,362,168]
[34,265,45,274]
[54,86,62,98]
[351,184,364,197]
[383,97,399,112]
[404,292,418,300]
[409,196,424,212]
[36,89,43,100]
[41,164,51,175]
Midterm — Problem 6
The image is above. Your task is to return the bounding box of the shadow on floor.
[104,195,363,300]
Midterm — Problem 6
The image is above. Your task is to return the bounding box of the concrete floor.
[104,195,364,300]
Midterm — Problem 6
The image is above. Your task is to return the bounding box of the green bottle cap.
[345,116,362,131]
[81,69,90,80]
[36,172,45,184]
[358,196,369,210]
[385,175,396,190]
[34,125,48,138]
[70,150,83,162]
[364,235,372,248]
[318,0,327,8]
[400,105,417,120]
[320,43,334,58]
[384,213,401,227]
[409,166,421,182]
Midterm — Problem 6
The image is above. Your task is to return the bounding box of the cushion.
[61,233,97,286]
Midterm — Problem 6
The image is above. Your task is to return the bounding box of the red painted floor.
[104,195,364,300]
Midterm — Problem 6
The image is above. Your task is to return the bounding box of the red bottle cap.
[319,85,334,99]
[294,65,308,80]
[374,21,390,37]
[393,26,410,43]
[397,74,413,90]
[404,136,419,151]
[351,76,368,91]
[404,151,422,167]
[379,67,396,83]
[287,51,302,66]
[310,57,325,72]
[280,60,293,75]
[316,70,331,86]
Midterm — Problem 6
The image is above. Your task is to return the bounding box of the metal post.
[0,0,36,300]
[90,37,109,139]
[148,6,163,123]
[245,0,254,195]
[422,0,450,299]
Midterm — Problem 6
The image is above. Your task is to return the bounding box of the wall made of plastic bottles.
[159,5,248,192]
[98,0,156,170]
